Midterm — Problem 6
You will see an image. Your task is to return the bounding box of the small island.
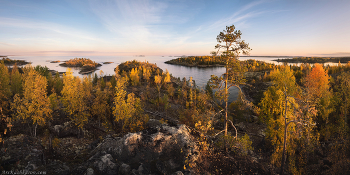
[165,56,225,67]
[274,56,350,63]
[59,58,102,74]
[1,57,30,66]
[103,62,114,64]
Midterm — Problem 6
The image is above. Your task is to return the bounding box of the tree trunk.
[345,98,347,125]
[27,123,33,137]
[34,123,38,137]
[224,64,228,136]
[281,92,288,175]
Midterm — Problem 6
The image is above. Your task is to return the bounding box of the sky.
[0,0,349,57]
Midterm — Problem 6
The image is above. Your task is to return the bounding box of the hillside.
[0,60,349,174]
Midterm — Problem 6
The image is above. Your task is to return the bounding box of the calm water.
[8,55,285,102]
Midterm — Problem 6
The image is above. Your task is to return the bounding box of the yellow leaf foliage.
[142,66,151,82]
[0,61,11,114]
[10,63,22,96]
[129,68,140,86]
[164,69,171,83]
[11,67,52,136]
[92,83,110,127]
[113,75,146,132]
[61,68,90,129]
[304,63,329,100]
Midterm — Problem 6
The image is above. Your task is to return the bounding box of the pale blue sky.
[0,0,349,56]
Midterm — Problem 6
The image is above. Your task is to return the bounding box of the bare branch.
[214,130,225,137]
[228,119,238,139]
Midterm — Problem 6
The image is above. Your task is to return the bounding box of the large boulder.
[50,121,83,138]
[87,123,199,175]
[0,134,45,172]
[1,121,200,175]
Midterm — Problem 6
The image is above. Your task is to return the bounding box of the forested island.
[59,58,102,74]
[1,57,30,66]
[165,56,226,67]
[165,56,276,72]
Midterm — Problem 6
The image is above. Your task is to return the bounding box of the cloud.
[205,0,266,32]
[0,42,15,46]
[38,50,136,54]
[88,0,199,46]
[0,17,99,41]
[88,0,167,38]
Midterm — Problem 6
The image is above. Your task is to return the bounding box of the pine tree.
[209,25,251,136]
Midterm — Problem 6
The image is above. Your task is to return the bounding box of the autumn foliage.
[0,55,349,174]
[11,66,52,137]
[304,63,330,100]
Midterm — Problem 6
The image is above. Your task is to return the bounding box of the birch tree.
[10,63,23,96]
[11,67,52,137]
[61,68,90,129]
[113,73,146,132]
[0,61,11,114]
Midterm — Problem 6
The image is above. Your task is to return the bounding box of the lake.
[7,55,286,103]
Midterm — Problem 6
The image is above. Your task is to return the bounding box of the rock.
[172,171,184,175]
[84,168,94,175]
[88,124,198,175]
[146,119,162,129]
[137,164,149,175]
[258,129,265,137]
[51,121,83,138]
[236,122,246,132]
[87,139,100,150]
[1,124,198,174]
[0,134,44,171]
[248,115,259,123]
[119,163,131,175]
[93,154,118,175]
[45,160,70,175]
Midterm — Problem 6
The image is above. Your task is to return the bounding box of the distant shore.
[273,57,350,63]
